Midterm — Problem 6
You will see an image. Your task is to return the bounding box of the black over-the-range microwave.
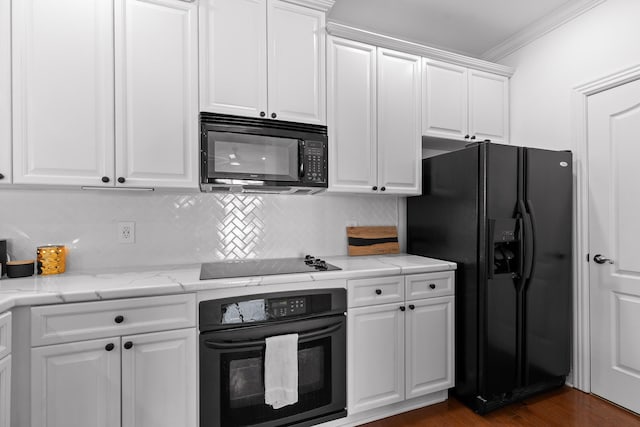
[200,113,328,195]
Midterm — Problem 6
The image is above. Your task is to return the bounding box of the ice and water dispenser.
[489,218,521,278]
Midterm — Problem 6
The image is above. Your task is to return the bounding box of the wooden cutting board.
[347,226,400,256]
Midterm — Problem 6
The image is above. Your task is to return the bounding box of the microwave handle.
[298,140,305,179]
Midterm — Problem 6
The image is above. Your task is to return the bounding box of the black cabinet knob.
[372,186,378,191]
[399,306,406,312]
[464,134,470,139]
[117,177,126,184]
[380,186,386,191]
[260,111,266,117]
[429,283,436,289]
[409,304,415,310]
[375,289,382,295]
[105,343,115,352]
[271,113,277,119]
[470,135,476,140]
[114,315,124,324]
[0,173,5,180]
[101,176,110,183]
[124,341,133,350]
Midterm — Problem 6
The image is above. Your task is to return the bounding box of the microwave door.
[208,131,300,183]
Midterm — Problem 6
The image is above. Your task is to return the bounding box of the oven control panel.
[268,297,307,318]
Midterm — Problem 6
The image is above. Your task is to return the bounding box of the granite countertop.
[0,254,456,312]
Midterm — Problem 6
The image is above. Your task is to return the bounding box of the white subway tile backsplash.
[0,189,399,271]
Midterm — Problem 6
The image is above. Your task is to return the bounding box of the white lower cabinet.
[30,294,196,427]
[0,354,11,427]
[347,273,454,416]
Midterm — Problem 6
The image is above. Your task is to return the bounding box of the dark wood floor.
[359,387,640,426]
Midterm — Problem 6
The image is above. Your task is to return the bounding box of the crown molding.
[326,22,514,77]
[281,0,335,12]
[482,0,606,62]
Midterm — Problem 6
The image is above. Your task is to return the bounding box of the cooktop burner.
[199,255,341,280]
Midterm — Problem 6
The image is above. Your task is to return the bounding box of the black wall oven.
[199,289,347,427]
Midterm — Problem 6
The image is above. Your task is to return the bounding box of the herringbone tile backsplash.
[0,189,401,271]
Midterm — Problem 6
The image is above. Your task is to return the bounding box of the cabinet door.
[121,329,196,427]
[377,48,421,195]
[0,356,9,427]
[405,296,454,399]
[200,0,267,117]
[0,0,10,185]
[422,59,468,140]
[115,0,198,188]
[348,303,404,414]
[31,338,121,427]
[12,0,115,186]
[468,69,509,144]
[327,37,377,193]
[267,0,326,125]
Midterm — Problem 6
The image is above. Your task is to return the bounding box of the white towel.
[264,333,299,409]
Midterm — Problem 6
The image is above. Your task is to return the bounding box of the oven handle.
[203,320,343,350]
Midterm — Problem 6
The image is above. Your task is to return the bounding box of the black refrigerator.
[407,142,572,413]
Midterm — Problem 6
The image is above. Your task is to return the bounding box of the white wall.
[500,0,640,151]
[0,189,399,272]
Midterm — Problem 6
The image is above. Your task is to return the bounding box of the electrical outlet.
[118,222,135,244]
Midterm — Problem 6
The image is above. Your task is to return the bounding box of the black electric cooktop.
[199,255,341,280]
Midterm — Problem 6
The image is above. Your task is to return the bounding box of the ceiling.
[328,0,588,59]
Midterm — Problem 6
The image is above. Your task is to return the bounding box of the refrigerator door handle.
[519,200,535,280]
[525,199,537,280]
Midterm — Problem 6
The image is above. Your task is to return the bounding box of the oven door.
[200,315,346,427]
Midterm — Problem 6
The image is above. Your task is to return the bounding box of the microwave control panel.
[302,140,327,184]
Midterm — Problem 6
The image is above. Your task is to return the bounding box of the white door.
[31,338,121,427]
[468,69,509,144]
[115,0,198,189]
[377,48,421,195]
[0,0,10,185]
[422,59,468,140]
[588,77,640,414]
[121,329,197,427]
[0,355,10,427]
[405,296,454,399]
[348,303,404,414]
[267,0,326,125]
[12,0,115,186]
[199,0,267,117]
[327,37,377,193]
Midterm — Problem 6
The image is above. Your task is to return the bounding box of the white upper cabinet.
[12,0,115,186]
[377,48,422,195]
[11,0,198,188]
[114,0,198,188]
[422,58,509,144]
[327,38,421,195]
[200,0,326,125]
[0,0,11,185]
[327,37,377,193]
[468,69,509,144]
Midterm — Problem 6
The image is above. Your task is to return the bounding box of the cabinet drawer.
[348,276,404,308]
[0,312,10,359]
[405,271,454,300]
[31,294,196,346]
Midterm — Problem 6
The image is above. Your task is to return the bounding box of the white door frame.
[571,63,640,392]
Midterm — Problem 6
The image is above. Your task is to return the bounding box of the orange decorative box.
[37,245,66,275]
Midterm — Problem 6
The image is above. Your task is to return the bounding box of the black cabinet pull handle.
[101,176,110,183]
[470,135,476,140]
[464,134,470,139]
[375,289,382,295]
[380,186,386,191]
[105,343,115,351]
[271,113,277,119]
[399,306,406,311]
[0,173,5,180]
[409,304,415,310]
[114,315,124,324]
[372,186,378,191]
[117,177,126,184]
[429,283,436,289]
[260,111,266,117]
[124,341,133,350]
